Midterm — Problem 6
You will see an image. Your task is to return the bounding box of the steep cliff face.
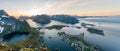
[0,10,30,37]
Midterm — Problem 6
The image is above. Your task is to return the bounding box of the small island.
[76,27,81,29]
[87,28,104,35]
[45,25,69,30]
[81,23,95,28]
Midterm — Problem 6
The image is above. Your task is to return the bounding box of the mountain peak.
[0,9,9,16]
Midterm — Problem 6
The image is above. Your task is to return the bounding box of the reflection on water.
[3,32,29,42]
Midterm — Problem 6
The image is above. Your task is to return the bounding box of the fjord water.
[27,16,120,51]
[80,16,120,51]
[42,29,75,51]
[27,19,76,51]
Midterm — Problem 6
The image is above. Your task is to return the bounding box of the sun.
[29,9,41,15]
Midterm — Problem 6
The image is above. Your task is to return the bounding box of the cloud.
[41,0,106,9]
[40,0,79,8]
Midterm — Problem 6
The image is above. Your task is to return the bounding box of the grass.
[1,27,50,51]
[7,28,40,49]
[0,42,12,51]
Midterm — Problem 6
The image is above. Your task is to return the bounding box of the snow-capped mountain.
[0,10,29,37]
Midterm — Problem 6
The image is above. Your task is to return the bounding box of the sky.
[0,0,120,17]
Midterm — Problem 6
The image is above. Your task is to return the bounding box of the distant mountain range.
[50,15,79,24]
[31,14,79,25]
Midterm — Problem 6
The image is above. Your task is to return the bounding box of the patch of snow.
[0,21,5,25]
[1,15,9,18]
[0,18,1,20]
[0,26,4,33]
